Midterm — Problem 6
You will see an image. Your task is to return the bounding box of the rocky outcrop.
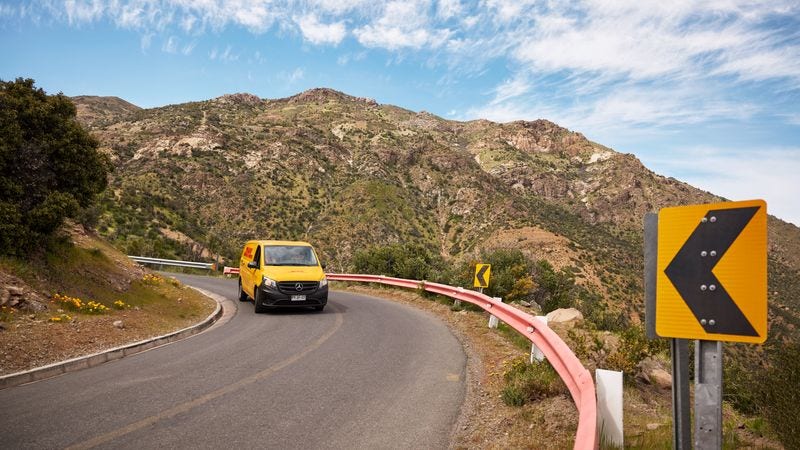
[636,357,672,389]
[0,284,48,313]
[546,308,584,328]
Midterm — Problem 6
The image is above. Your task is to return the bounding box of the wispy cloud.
[209,45,239,62]
[278,67,305,84]
[162,35,178,54]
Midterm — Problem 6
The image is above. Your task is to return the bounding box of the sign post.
[646,199,767,450]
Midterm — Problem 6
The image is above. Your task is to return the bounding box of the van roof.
[247,240,313,247]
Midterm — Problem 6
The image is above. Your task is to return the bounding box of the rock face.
[546,308,584,328]
[0,284,48,312]
[636,357,672,389]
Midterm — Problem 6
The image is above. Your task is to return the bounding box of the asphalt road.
[0,275,466,449]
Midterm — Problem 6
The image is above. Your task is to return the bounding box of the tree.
[0,78,109,254]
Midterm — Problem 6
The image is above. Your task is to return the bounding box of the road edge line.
[0,287,227,390]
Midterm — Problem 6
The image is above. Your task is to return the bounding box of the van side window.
[253,245,261,268]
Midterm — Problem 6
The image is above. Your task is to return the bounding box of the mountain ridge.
[71,88,800,342]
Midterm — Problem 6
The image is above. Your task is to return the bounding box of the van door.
[247,245,261,294]
[240,243,256,295]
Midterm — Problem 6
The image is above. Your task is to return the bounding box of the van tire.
[314,305,325,312]
[238,278,248,302]
[254,287,267,314]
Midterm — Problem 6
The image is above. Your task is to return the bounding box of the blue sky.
[2,0,799,225]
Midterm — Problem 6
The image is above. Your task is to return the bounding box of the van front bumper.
[258,283,328,308]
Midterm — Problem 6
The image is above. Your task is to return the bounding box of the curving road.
[0,274,466,449]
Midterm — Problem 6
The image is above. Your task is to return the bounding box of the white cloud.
[140,32,154,52]
[354,1,452,50]
[209,45,239,62]
[279,67,305,83]
[181,41,196,55]
[483,0,538,24]
[337,51,367,65]
[308,0,373,15]
[489,75,531,105]
[643,146,800,226]
[64,0,105,25]
[437,0,461,20]
[295,14,346,45]
[162,35,178,53]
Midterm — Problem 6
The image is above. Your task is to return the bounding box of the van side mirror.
[247,261,259,269]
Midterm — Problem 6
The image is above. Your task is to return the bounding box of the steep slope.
[73,88,800,341]
[71,95,141,127]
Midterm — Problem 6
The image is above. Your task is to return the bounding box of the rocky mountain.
[71,88,800,341]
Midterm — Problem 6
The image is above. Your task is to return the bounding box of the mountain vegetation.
[64,88,800,444]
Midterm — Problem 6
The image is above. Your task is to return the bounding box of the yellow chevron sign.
[474,264,491,288]
[656,199,767,343]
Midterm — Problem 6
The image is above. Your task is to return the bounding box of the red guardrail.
[327,273,598,450]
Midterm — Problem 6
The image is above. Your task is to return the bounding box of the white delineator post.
[529,315,548,363]
[488,297,502,328]
[595,369,624,447]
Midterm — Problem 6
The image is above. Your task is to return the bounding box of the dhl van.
[238,240,328,313]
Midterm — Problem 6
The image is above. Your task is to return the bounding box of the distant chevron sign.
[474,264,491,288]
[655,200,767,343]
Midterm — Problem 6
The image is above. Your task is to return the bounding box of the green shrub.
[352,243,448,282]
[501,357,568,406]
[532,260,576,313]
[604,325,666,376]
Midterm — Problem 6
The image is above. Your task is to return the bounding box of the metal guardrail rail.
[128,256,214,270]
[327,273,598,450]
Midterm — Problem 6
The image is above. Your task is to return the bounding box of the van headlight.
[262,276,277,288]
[319,277,328,288]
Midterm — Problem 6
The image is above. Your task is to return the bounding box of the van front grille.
[277,281,318,294]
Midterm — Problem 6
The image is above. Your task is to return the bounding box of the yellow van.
[238,240,328,313]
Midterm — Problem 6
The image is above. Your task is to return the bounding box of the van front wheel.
[238,278,248,302]
[254,287,267,314]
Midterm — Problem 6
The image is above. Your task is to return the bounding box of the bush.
[501,357,568,406]
[604,325,666,376]
[457,249,536,302]
[532,260,576,313]
[0,78,110,255]
[352,243,448,282]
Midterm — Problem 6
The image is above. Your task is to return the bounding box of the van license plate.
[291,295,306,301]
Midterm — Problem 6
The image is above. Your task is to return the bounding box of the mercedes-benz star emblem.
[295,283,303,291]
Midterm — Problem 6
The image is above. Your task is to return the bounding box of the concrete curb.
[0,287,226,390]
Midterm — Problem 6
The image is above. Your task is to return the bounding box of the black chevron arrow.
[476,265,489,287]
[664,206,760,336]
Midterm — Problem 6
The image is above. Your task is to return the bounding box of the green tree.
[0,78,109,254]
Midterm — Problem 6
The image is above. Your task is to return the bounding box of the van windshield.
[263,245,318,267]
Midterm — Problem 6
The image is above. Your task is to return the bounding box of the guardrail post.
[530,316,548,363]
[596,369,624,447]
[488,297,502,328]
[454,287,464,308]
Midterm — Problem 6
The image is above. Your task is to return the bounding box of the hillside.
[0,222,215,375]
[72,88,800,343]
